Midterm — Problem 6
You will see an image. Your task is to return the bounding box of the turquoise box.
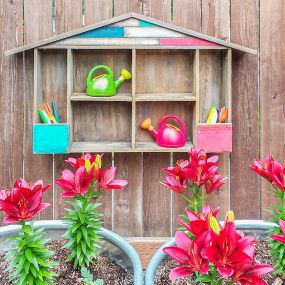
[33,124,69,154]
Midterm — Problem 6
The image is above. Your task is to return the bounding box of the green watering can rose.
[86,65,132,97]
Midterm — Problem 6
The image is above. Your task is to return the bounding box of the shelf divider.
[132,49,136,149]
[70,92,132,101]
[136,93,195,101]
[67,49,74,144]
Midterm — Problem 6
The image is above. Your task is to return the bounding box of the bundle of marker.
[38,101,60,124]
[206,106,228,124]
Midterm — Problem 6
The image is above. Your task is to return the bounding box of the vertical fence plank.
[113,0,142,15]
[55,0,83,34]
[23,0,54,219]
[0,0,23,226]
[113,153,143,236]
[201,0,230,40]
[260,0,285,219]
[231,0,260,219]
[201,0,230,218]
[53,0,83,219]
[24,0,53,44]
[143,0,171,20]
[85,0,113,25]
[173,0,201,31]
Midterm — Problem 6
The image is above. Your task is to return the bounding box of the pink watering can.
[140,115,186,148]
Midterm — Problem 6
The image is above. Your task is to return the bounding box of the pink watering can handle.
[159,115,186,135]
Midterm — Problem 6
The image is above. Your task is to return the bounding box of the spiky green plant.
[63,183,102,268]
[6,223,57,285]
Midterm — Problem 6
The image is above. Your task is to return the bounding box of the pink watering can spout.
[140,115,186,148]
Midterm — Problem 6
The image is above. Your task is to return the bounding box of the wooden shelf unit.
[33,47,232,154]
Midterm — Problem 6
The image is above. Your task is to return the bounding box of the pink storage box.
[197,124,232,153]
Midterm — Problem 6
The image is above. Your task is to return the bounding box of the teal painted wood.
[76,27,125,38]
[33,124,69,154]
[139,20,156,27]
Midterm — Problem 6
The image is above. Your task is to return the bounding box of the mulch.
[0,240,133,285]
[155,241,284,285]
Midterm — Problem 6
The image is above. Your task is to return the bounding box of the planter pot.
[145,220,276,285]
[0,220,144,285]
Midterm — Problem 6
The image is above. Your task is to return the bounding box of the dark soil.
[0,240,133,285]
[155,241,284,285]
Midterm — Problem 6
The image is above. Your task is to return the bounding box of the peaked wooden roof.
[5,12,257,56]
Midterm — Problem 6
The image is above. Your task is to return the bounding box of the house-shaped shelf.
[6,13,257,154]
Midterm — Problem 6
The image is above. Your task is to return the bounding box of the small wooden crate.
[197,123,232,153]
[33,124,70,154]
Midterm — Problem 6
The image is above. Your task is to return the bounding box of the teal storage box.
[33,124,69,154]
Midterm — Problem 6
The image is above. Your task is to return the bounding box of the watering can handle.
[86,65,114,83]
[159,115,186,135]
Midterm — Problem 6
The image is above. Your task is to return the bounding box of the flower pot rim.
[145,219,276,285]
[0,220,144,285]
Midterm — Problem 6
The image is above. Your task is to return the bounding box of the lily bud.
[225,210,235,223]
[85,159,91,172]
[210,216,220,235]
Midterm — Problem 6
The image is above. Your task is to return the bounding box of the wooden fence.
[0,0,283,238]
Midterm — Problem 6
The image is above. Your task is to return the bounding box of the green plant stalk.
[181,183,203,214]
[64,182,103,268]
[6,222,57,285]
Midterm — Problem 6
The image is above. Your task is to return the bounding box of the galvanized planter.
[145,220,276,285]
[0,220,144,285]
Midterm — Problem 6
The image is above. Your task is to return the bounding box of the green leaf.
[25,248,34,263]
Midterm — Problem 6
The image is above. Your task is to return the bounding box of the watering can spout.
[115,69,132,89]
[140,118,158,138]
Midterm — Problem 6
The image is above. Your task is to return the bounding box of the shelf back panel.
[72,101,132,143]
[136,50,193,94]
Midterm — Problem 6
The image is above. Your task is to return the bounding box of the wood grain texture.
[0,0,23,212]
[113,0,142,15]
[201,0,230,40]
[55,0,83,34]
[143,0,171,21]
[73,101,132,142]
[260,0,285,219]
[24,0,53,44]
[172,0,201,31]
[23,1,54,220]
[136,50,193,93]
[113,153,143,236]
[231,0,259,219]
[143,153,171,236]
[85,0,113,26]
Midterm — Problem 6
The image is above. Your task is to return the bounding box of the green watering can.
[86,65,132,97]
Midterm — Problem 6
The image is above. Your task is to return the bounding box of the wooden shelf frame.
[33,47,232,154]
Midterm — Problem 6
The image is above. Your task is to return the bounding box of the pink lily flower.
[249,155,274,183]
[160,175,187,194]
[163,231,209,280]
[205,173,227,194]
[99,167,128,190]
[55,166,91,198]
[178,204,219,236]
[232,263,273,285]
[271,219,285,244]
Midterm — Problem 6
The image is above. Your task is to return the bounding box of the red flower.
[160,175,187,194]
[99,167,128,190]
[205,173,227,194]
[201,221,254,277]
[270,160,285,191]
[271,219,285,244]
[0,179,51,224]
[249,155,274,183]
[232,263,273,285]
[65,153,100,169]
[163,231,209,280]
[179,204,219,236]
[55,166,91,198]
